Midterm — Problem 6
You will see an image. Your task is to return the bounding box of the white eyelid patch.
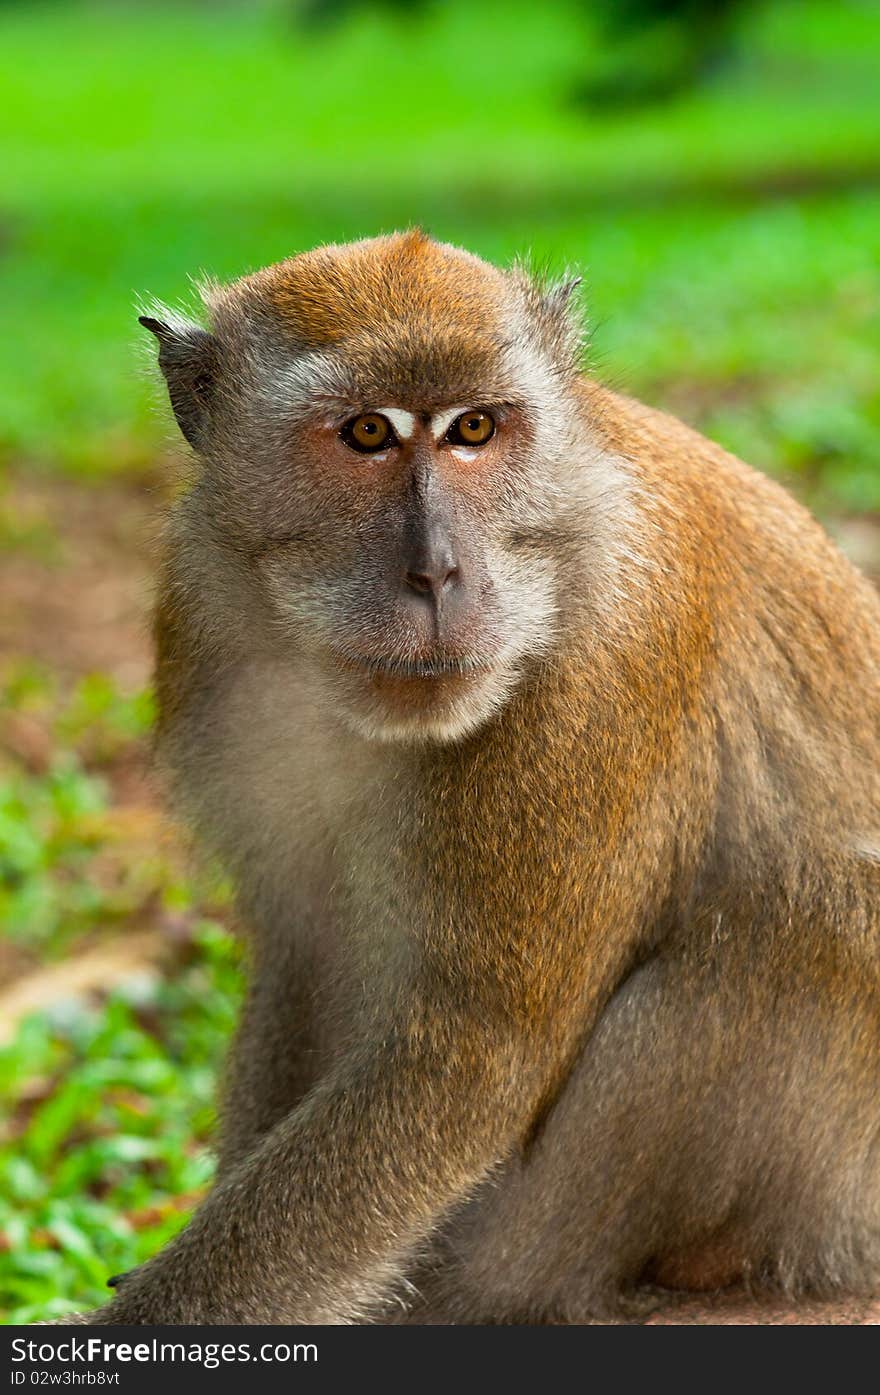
[378,407,417,441]
[430,407,465,442]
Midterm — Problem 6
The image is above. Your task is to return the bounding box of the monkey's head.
[143,231,622,744]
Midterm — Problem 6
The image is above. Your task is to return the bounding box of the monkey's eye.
[340,414,396,454]
[446,411,495,447]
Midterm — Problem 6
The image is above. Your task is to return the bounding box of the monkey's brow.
[314,398,519,435]
[378,407,482,443]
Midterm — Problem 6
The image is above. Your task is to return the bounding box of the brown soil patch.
[647,1290,880,1325]
[0,467,179,995]
[0,470,161,689]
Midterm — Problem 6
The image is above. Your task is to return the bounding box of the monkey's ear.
[544,276,582,310]
[536,275,585,363]
[139,314,218,450]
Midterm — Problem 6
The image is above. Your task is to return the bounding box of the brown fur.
[92,234,880,1324]
[252,229,507,349]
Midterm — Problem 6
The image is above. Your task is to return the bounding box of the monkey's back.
[591,383,880,842]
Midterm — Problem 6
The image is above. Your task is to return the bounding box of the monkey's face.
[146,233,611,744]
[251,388,568,744]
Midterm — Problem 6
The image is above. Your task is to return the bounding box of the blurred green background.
[1,0,879,1320]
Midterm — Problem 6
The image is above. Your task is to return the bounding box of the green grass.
[0,665,240,1320]
[0,0,879,505]
[0,924,242,1322]
[0,666,164,959]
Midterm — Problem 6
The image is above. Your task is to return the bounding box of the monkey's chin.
[331,662,518,745]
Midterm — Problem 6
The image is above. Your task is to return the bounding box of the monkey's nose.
[401,504,461,608]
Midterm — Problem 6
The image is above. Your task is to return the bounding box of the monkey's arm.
[91,1004,543,1324]
[216,946,328,1176]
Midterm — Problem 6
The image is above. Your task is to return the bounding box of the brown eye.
[447,411,495,447]
[341,413,394,454]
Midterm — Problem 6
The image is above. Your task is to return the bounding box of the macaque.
[95,230,879,1322]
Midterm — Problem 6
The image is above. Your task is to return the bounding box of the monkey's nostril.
[404,564,459,600]
[405,570,434,596]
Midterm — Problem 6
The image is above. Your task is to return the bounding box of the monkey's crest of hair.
[214,228,584,364]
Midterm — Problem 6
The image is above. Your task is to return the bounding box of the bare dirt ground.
[2,469,880,1325]
[646,1292,880,1324]
[0,471,157,691]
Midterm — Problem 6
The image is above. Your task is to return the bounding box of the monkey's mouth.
[325,645,509,738]
[333,651,492,681]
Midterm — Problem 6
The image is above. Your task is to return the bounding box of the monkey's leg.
[400,952,880,1324]
[387,959,678,1323]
